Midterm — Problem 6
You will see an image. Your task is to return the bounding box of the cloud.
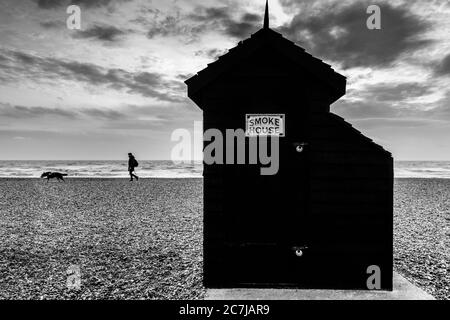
[78,108,127,120]
[194,48,227,60]
[72,25,126,42]
[35,0,63,9]
[359,82,434,102]
[176,73,194,81]
[70,0,115,8]
[0,101,201,137]
[144,12,206,42]
[331,81,435,122]
[142,5,259,41]
[188,6,260,39]
[351,118,449,129]
[333,88,450,122]
[333,99,402,119]
[188,7,229,23]
[146,14,183,39]
[34,0,120,9]
[139,5,261,42]
[434,53,450,76]
[0,49,184,102]
[277,1,432,68]
[241,13,260,24]
[0,104,78,119]
[422,92,450,119]
[39,20,62,29]
[0,103,129,121]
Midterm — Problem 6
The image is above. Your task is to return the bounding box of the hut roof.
[185,27,347,103]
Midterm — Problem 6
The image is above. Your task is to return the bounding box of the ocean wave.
[1,161,449,179]
[0,160,203,178]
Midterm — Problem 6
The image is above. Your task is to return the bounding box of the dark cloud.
[360,82,433,102]
[0,49,184,102]
[278,1,432,68]
[35,0,63,9]
[144,13,206,42]
[35,0,119,9]
[224,20,258,38]
[131,7,189,40]
[132,72,163,86]
[188,6,260,39]
[194,48,227,60]
[39,20,62,29]
[333,87,450,122]
[70,0,114,8]
[241,13,260,23]
[333,82,435,122]
[141,6,261,41]
[147,14,182,39]
[434,54,450,76]
[72,25,125,42]
[189,7,230,22]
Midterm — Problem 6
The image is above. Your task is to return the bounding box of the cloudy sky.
[0,0,449,160]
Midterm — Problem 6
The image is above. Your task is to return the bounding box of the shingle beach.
[0,178,448,299]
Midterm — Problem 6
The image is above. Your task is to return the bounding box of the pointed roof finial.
[263,0,269,29]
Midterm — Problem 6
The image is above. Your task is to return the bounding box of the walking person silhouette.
[128,153,139,181]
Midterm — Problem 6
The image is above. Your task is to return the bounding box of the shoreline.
[0,176,203,179]
[0,177,449,180]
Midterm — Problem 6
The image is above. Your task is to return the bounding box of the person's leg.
[129,170,133,181]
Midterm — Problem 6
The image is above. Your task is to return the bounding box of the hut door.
[279,140,310,245]
[276,139,311,284]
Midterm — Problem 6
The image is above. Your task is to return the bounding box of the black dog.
[41,172,68,182]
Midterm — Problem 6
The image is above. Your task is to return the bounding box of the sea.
[0,160,449,179]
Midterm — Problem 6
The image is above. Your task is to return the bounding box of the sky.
[0,0,449,160]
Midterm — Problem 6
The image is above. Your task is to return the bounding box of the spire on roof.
[263,0,269,29]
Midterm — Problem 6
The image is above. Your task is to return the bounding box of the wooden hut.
[185,2,393,290]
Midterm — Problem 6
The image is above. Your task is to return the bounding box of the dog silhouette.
[40,172,68,182]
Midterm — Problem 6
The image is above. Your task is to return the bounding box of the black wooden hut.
[185,3,393,290]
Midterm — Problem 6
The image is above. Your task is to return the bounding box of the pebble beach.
[0,178,204,299]
[0,178,448,299]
